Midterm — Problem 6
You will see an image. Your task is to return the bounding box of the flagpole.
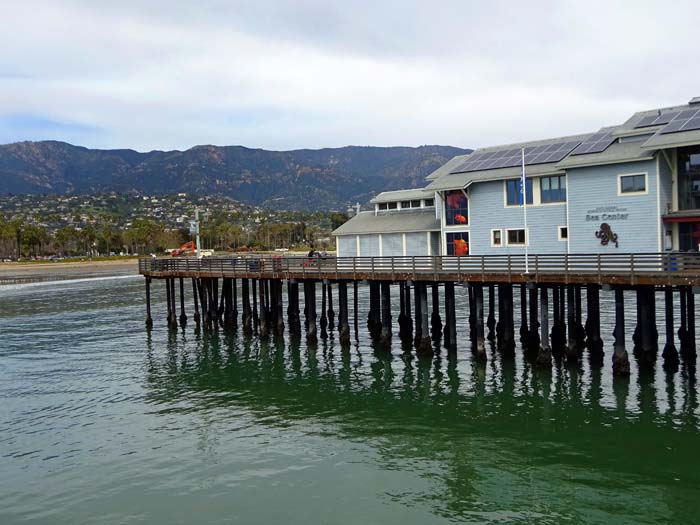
[521,147,529,273]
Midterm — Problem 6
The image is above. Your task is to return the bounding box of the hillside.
[0,141,470,210]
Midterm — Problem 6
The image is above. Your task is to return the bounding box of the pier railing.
[139,252,700,284]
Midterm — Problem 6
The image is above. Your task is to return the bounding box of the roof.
[420,96,700,193]
[554,140,654,169]
[370,188,434,204]
[332,210,440,236]
[425,159,565,191]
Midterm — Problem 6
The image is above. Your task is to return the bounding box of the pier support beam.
[662,286,679,370]
[575,285,585,350]
[686,287,697,359]
[145,277,153,329]
[473,283,486,361]
[353,281,359,341]
[272,279,284,336]
[287,281,301,336]
[528,284,540,352]
[585,284,603,356]
[398,282,411,344]
[612,289,630,376]
[368,281,381,339]
[380,281,392,348]
[304,280,318,344]
[327,283,335,331]
[258,279,269,338]
[415,282,432,355]
[637,285,658,368]
[179,277,187,328]
[487,284,496,341]
[566,285,580,361]
[519,283,529,344]
[169,278,178,330]
[536,286,552,367]
[191,278,200,327]
[338,281,351,346]
[431,283,442,342]
[497,284,515,354]
[320,281,328,339]
[444,282,457,350]
[242,279,253,335]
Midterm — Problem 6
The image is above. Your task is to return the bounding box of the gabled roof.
[370,188,434,204]
[332,209,439,236]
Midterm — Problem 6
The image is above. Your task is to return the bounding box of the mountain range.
[0,141,470,210]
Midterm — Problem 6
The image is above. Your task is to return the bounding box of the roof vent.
[690,96,700,105]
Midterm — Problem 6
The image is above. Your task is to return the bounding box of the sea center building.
[333,96,700,256]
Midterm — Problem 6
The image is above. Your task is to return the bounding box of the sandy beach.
[0,259,139,284]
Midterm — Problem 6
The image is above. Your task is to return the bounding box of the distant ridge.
[0,141,471,210]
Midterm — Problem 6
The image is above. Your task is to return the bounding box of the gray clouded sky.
[1,0,697,151]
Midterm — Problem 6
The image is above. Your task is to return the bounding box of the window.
[446,232,469,255]
[401,199,422,209]
[411,199,421,208]
[678,146,700,210]
[541,175,566,203]
[445,190,469,225]
[378,203,388,210]
[505,178,533,206]
[506,229,527,246]
[387,202,398,209]
[491,229,503,247]
[424,198,435,207]
[558,226,568,240]
[619,174,647,194]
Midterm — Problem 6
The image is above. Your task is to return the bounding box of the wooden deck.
[139,253,700,287]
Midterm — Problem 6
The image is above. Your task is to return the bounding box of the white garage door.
[405,232,428,256]
[382,233,403,256]
[359,234,380,257]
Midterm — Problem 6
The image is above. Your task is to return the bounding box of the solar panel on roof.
[570,132,615,156]
[449,140,581,174]
[634,111,681,129]
[659,108,700,135]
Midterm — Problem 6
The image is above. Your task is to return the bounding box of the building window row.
[505,175,567,206]
[490,226,567,247]
[377,198,435,211]
[505,179,533,206]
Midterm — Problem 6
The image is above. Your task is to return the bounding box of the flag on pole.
[521,148,529,273]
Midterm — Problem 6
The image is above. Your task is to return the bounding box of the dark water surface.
[1,277,699,524]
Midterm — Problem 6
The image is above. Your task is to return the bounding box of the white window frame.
[618,172,648,196]
[505,228,528,246]
[557,225,568,241]
[503,178,535,208]
[490,228,503,247]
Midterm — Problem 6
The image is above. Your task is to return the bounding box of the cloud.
[0,0,697,151]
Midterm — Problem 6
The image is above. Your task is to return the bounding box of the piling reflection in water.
[143,325,700,522]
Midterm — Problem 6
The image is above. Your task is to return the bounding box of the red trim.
[663,216,700,223]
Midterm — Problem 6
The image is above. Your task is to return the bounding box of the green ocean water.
[1,276,699,524]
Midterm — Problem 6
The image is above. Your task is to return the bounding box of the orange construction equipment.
[172,241,196,256]
[454,239,468,256]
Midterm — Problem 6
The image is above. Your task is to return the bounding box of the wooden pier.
[139,253,700,375]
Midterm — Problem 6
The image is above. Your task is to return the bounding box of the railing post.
[353,257,357,280]
[457,255,461,280]
[372,257,375,280]
[630,253,635,285]
[507,255,512,281]
[597,254,602,283]
[392,257,396,281]
[534,254,539,278]
[412,256,416,281]
[480,255,485,281]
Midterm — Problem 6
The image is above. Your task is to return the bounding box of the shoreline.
[0,259,139,284]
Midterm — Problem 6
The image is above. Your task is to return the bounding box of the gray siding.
[657,152,673,250]
[359,234,380,256]
[337,235,357,257]
[382,233,403,256]
[567,159,659,253]
[467,179,568,255]
[405,232,428,256]
[430,232,440,256]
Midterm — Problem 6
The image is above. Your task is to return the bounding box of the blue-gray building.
[334,96,700,256]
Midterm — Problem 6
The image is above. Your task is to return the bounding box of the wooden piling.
[566,284,579,361]
[305,280,318,344]
[487,284,496,341]
[242,279,253,335]
[612,288,630,376]
[320,281,328,339]
[528,284,540,351]
[353,280,359,341]
[338,281,351,346]
[380,281,392,348]
[191,278,200,326]
[368,281,381,339]
[536,286,552,367]
[585,284,603,355]
[662,286,679,370]
[145,277,153,328]
[473,283,486,361]
[327,283,335,331]
[519,283,528,344]
[444,281,457,350]
[179,277,187,328]
[430,283,442,342]
[416,282,431,355]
